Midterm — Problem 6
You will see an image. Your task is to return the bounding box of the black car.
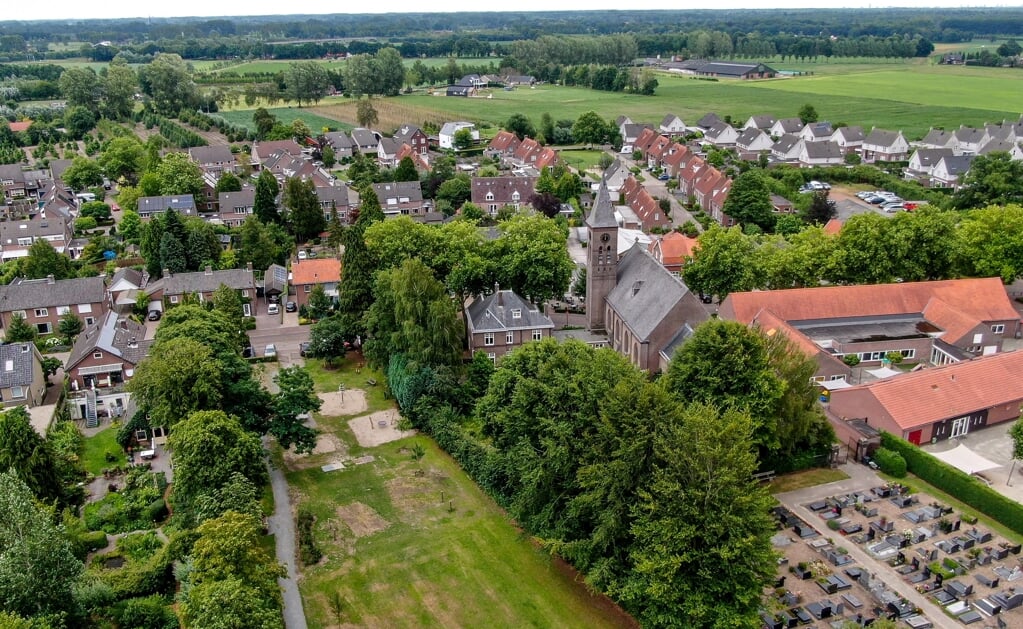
[285,301,297,313]
[699,293,713,304]
[147,310,162,321]
[242,345,254,358]
[299,342,311,357]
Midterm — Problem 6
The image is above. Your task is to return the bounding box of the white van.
[76,192,97,203]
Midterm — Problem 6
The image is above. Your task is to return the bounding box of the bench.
[752,471,777,483]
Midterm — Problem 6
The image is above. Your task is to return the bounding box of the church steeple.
[585,179,619,332]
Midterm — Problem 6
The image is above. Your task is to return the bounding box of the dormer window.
[511,309,521,319]
[486,192,494,201]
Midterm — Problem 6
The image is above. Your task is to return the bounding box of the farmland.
[216,108,351,133]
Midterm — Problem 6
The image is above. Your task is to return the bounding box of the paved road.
[775,463,959,629]
[266,449,308,629]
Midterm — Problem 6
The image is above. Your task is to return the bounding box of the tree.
[621,403,776,628]
[254,170,281,224]
[492,214,575,304]
[102,58,137,120]
[337,188,382,334]
[156,152,203,198]
[119,210,143,246]
[321,144,336,169]
[215,171,242,193]
[58,66,100,109]
[0,471,83,619]
[4,314,36,343]
[364,258,464,370]
[159,232,187,274]
[128,337,223,429]
[63,105,97,139]
[168,411,268,523]
[956,204,1023,282]
[722,169,774,232]
[540,112,555,143]
[798,103,819,124]
[356,98,379,129]
[62,156,103,190]
[138,53,198,115]
[572,111,610,147]
[282,177,325,241]
[307,284,332,320]
[79,200,111,221]
[237,217,276,272]
[307,316,351,367]
[1010,419,1023,463]
[505,113,536,140]
[453,128,474,150]
[252,108,277,140]
[211,283,244,332]
[436,176,471,208]
[952,152,1023,209]
[682,226,762,302]
[0,407,62,503]
[345,54,377,98]
[270,367,321,453]
[571,267,587,297]
[58,312,83,345]
[393,156,418,182]
[194,471,262,524]
[997,39,1022,57]
[375,47,406,97]
[285,61,329,107]
[804,190,837,224]
[23,239,75,280]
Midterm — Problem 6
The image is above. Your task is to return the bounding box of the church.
[585,181,709,373]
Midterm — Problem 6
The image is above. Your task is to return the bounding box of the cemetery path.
[775,463,959,629]
[267,452,308,629]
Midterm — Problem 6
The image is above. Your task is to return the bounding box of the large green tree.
[58,66,101,109]
[620,403,776,628]
[337,187,383,334]
[102,58,137,120]
[682,225,762,302]
[0,407,62,504]
[62,156,103,190]
[285,61,329,107]
[254,170,281,224]
[722,169,775,232]
[0,471,83,620]
[3,314,36,343]
[505,113,536,140]
[155,152,204,198]
[99,136,145,185]
[952,152,1023,209]
[282,177,325,241]
[375,47,406,97]
[955,204,1023,282]
[270,367,320,453]
[306,316,352,367]
[572,111,611,146]
[492,214,574,304]
[127,337,223,429]
[138,53,198,115]
[22,240,75,280]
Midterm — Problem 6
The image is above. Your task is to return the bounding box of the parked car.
[269,294,280,304]
[883,205,906,213]
[299,342,310,357]
[242,345,254,358]
[267,303,279,315]
[147,310,162,321]
[658,173,670,181]
[264,344,277,358]
[298,250,308,260]
[285,301,297,313]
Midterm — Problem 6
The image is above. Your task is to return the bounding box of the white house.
[735,128,774,155]
[770,117,804,138]
[930,155,975,189]
[798,141,844,167]
[703,121,739,147]
[659,114,687,137]
[439,122,479,150]
[860,129,910,163]
[744,114,777,131]
[830,126,865,154]
[771,135,804,163]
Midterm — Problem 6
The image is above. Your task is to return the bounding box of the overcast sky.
[6,2,1022,22]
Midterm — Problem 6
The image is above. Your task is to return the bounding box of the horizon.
[6,3,1023,22]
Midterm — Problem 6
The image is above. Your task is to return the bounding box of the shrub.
[881,432,1023,535]
[114,595,177,629]
[827,519,841,531]
[873,448,907,477]
[79,530,109,555]
[843,354,861,367]
[296,505,322,566]
[117,531,164,562]
[75,216,98,231]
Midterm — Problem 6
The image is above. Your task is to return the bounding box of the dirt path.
[267,444,309,629]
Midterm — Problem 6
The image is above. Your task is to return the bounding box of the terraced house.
[0,275,107,337]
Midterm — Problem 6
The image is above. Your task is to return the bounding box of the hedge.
[880,432,1023,535]
[873,447,907,478]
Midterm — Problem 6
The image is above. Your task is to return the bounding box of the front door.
[907,430,923,445]
[950,416,970,439]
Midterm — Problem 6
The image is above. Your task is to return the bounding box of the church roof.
[586,180,618,229]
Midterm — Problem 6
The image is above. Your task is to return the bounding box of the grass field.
[768,468,850,494]
[217,107,351,133]
[558,149,606,171]
[81,426,125,476]
[290,355,633,629]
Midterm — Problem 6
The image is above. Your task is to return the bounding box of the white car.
[265,344,277,358]
[267,303,279,315]
[298,250,308,260]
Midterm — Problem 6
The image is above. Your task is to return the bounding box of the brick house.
[188,145,238,176]
[485,130,522,160]
[161,265,257,316]
[648,231,699,276]
[0,275,106,337]
[137,195,197,221]
[218,189,256,227]
[0,210,74,262]
[372,181,426,217]
[465,289,554,362]
[394,125,429,155]
[0,342,46,408]
[621,176,671,231]
[64,311,152,393]
[470,176,537,216]
[860,129,910,163]
[291,258,341,309]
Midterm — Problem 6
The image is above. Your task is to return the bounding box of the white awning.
[78,363,123,376]
[821,379,852,391]
[866,366,902,380]
[931,444,1001,475]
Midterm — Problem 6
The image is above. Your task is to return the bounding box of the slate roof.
[747,114,777,129]
[607,243,706,342]
[316,184,351,208]
[911,148,955,168]
[832,126,865,143]
[696,61,776,77]
[774,118,804,134]
[109,268,144,290]
[920,128,956,147]
[218,189,256,211]
[773,134,802,154]
[978,139,1017,155]
[324,131,353,151]
[394,125,424,143]
[0,216,70,242]
[586,180,618,229]
[803,122,833,139]
[0,165,25,184]
[188,145,235,165]
[350,128,379,148]
[466,290,553,333]
[864,128,904,148]
[696,112,722,129]
[736,127,769,147]
[137,195,196,212]
[0,276,106,311]
[660,114,684,128]
[937,155,976,176]
[377,137,400,156]
[954,126,986,145]
[803,141,844,160]
[831,351,1023,430]
[372,181,424,203]
[162,268,255,295]
[621,123,651,140]
[66,311,152,371]
[704,121,735,140]
[470,176,537,205]
[0,343,38,388]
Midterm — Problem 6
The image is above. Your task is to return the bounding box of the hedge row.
[880,432,1023,535]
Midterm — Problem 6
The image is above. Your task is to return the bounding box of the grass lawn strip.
[768,467,850,494]
[80,426,126,476]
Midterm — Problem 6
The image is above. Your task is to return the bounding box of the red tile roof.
[488,130,521,154]
[823,218,843,235]
[653,231,699,266]
[831,350,1023,430]
[622,176,670,231]
[8,120,32,133]
[633,128,661,154]
[292,258,341,285]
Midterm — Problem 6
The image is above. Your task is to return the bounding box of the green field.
[208,57,485,75]
[558,149,606,171]
[290,356,632,629]
[217,107,351,133]
[81,426,126,476]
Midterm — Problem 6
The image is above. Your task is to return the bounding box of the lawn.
[216,108,351,133]
[769,467,850,494]
[290,356,633,629]
[80,426,125,476]
[558,149,607,172]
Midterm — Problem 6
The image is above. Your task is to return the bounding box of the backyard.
[287,355,634,629]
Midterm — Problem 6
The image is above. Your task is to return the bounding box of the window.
[35,323,51,335]
[12,310,25,320]
[56,306,70,315]
[511,309,521,319]
[34,308,48,318]
[487,352,496,364]
[532,329,543,341]
[992,324,1005,334]
[485,192,494,201]
[484,333,495,346]
[901,349,915,359]
[304,285,312,293]
[169,296,179,304]
[85,317,95,326]
[77,304,92,314]
[93,352,103,359]
[506,331,514,344]
[9,386,24,399]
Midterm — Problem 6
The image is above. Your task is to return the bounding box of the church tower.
[586,180,619,332]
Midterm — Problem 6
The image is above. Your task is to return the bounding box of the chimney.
[46,274,54,284]
[119,319,128,330]
[163,268,171,278]
[205,265,213,276]
[246,262,253,273]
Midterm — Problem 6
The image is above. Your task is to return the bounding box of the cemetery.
[764,483,1023,627]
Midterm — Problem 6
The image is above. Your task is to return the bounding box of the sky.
[7,2,1023,22]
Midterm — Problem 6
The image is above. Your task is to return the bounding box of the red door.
[907,430,923,445]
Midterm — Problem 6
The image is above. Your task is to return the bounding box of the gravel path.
[266,451,308,629]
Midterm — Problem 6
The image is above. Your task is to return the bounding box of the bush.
[145,499,168,524]
[79,530,109,555]
[75,216,98,231]
[827,519,841,530]
[296,505,322,566]
[881,432,1023,535]
[843,354,861,367]
[874,448,907,477]
[114,595,177,629]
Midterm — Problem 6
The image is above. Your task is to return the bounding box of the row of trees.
[683,204,1023,302]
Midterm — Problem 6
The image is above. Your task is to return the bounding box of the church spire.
[586,179,618,229]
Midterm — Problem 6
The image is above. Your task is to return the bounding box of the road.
[775,464,959,629]
[266,448,308,629]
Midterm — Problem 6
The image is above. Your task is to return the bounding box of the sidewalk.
[774,463,959,629]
